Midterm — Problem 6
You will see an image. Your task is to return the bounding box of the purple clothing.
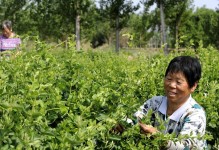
[0,35,21,51]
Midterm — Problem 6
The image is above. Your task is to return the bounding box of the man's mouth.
[168,91,177,96]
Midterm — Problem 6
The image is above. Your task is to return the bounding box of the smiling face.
[164,71,197,106]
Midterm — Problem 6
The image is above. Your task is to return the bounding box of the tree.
[82,6,110,48]
[99,0,139,52]
[0,0,27,32]
[128,12,156,48]
[27,0,61,39]
[142,0,168,54]
[179,8,219,48]
[59,0,93,51]
[165,0,192,49]
[26,0,94,49]
[142,0,194,52]
[159,0,168,54]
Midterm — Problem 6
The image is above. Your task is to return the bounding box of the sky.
[193,0,218,10]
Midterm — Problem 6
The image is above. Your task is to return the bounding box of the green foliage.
[1,0,219,51]
[99,0,140,51]
[179,8,219,48]
[0,41,218,149]
[127,13,155,47]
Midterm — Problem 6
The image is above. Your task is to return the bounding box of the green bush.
[0,45,218,149]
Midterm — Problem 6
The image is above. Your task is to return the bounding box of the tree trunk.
[76,14,80,51]
[175,10,184,49]
[160,1,168,55]
[174,1,188,49]
[175,21,180,49]
[115,15,120,53]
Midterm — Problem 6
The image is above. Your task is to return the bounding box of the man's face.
[2,26,12,38]
[164,71,197,106]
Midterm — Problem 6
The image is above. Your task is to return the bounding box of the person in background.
[114,56,207,150]
[0,20,21,53]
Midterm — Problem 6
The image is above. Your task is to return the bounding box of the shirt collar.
[158,97,167,115]
[158,95,191,122]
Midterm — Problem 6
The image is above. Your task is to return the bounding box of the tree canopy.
[0,0,218,52]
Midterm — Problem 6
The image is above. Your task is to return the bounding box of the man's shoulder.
[182,98,206,120]
[150,96,165,103]
[189,98,205,113]
[147,96,166,108]
[13,34,20,38]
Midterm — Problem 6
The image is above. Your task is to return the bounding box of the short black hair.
[165,56,201,88]
[2,20,12,30]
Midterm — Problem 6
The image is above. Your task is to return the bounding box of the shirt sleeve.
[134,96,163,119]
[167,110,206,150]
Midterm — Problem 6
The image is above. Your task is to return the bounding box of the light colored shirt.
[134,96,207,150]
[0,35,21,51]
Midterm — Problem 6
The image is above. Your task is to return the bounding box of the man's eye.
[177,81,181,85]
[166,78,171,81]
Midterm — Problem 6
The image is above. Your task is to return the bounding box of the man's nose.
[168,81,177,88]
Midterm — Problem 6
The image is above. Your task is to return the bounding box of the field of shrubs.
[0,44,218,149]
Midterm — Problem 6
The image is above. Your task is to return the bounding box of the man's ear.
[191,82,198,92]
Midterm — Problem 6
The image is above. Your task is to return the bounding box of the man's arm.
[167,111,206,150]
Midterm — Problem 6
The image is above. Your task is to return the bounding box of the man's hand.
[138,121,158,134]
[111,124,125,134]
